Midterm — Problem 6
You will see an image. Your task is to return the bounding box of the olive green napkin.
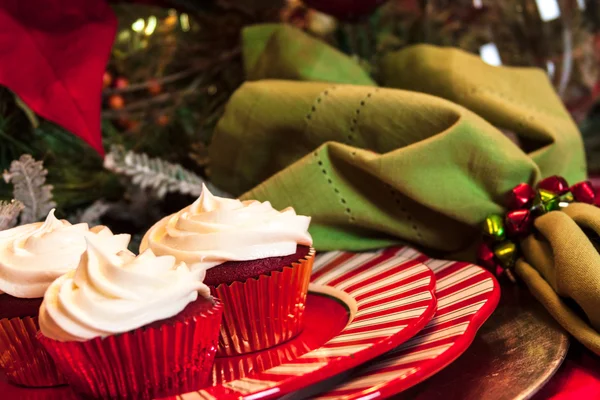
[243,24,375,85]
[381,45,584,181]
[212,23,598,350]
[210,24,585,254]
[516,203,600,354]
[210,25,585,251]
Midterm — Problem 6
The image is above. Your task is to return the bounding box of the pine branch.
[102,48,240,96]
[3,155,56,224]
[103,145,230,199]
[0,200,24,231]
[101,88,198,117]
[71,199,111,226]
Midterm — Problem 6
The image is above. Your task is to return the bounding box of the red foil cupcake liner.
[0,316,66,387]
[38,300,223,400]
[212,248,315,356]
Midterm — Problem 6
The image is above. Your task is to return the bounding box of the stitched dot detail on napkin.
[348,89,378,143]
[315,151,355,223]
[389,185,422,243]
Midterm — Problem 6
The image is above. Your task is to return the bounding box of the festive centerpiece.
[0,0,599,399]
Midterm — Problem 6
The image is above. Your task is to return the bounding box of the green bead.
[558,191,574,209]
[539,188,557,203]
[494,241,517,268]
[545,198,560,212]
[532,191,544,211]
[483,214,505,241]
[535,188,560,212]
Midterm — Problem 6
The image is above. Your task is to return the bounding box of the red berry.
[156,114,169,126]
[148,79,162,95]
[108,95,125,109]
[103,71,112,89]
[114,77,129,89]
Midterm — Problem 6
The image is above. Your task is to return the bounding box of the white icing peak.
[39,235,209,342]
[141,184,312,271]
[0,209,130,298]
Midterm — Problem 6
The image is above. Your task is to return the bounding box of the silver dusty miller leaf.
[0,200,24,231]
[4,154,56,224]
[103,145,231,199]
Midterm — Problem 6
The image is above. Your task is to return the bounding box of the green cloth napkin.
[209,24,585,254]
[243,24,375,85]
[516,203,600,355]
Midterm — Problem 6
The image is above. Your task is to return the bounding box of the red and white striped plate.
[315,248,500,400]
[0,248,437,400]
[166,247,437,400]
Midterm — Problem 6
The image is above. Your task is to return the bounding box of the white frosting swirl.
[0,209,130,298]
[140,184,312,271]
[39,236,210,342]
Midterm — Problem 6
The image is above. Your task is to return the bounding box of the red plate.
[167,247,436,399]
[315,248,501,399]
[0,247,436,400]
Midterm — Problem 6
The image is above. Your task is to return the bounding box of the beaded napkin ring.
[477,176,597,281]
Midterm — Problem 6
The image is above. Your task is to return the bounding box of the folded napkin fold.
[517,203,600,355]
[210,24,585,254]
[209,22,600,352]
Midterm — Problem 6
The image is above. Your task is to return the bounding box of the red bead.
[505,209,532,237]
[538,176,569,194]
[495,265,505,278]
[477,243,496,270]
[571,181,596,204]
[507,183,535,210]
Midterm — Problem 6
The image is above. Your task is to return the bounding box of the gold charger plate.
[393,280,570,400]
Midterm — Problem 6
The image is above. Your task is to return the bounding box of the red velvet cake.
[141,184,315,356]
[37,240,223,400]
[204,245,311,286]
[0,210,130,387]
[0,294,43,320]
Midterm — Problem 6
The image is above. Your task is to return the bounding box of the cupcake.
[141,184,314,355]
[37,235,223,399]
[0,209,129,387]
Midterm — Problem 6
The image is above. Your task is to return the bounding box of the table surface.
[533,341,600,400]
[392,280,569,400]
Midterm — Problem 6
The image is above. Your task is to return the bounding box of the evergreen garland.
[104,145,229,199]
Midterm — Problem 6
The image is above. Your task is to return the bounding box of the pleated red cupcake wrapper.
[212,248,315,356]
[38,300,223,400]
[0,316,66,387]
